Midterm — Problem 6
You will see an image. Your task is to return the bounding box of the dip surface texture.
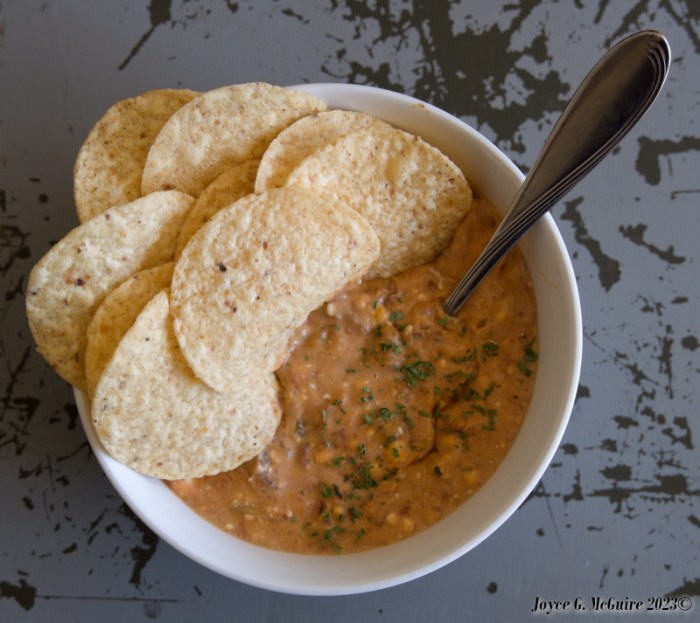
[169,197,538,554]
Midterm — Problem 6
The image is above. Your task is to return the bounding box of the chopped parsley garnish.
[348,462,377,490]
[473,405,497,431]
[379,341,402,354]
[330,398,346,413]
[363,404,406,425]
[389,310,404,323]
[518,338,539,377]
[482,338,499,359]
[321,483,343,498]
[395,360,436,386]
[454,349,477,363]
[360,386,374,403]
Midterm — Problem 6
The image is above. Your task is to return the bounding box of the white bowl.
[75,83,582,596]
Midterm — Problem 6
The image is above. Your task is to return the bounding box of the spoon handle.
[443,30,671,316]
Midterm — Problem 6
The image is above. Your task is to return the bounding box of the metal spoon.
[443,30,671,316]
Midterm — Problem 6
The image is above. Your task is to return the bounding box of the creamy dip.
[169,196,538,554]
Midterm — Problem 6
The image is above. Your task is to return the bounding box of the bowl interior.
[74,83,582,596]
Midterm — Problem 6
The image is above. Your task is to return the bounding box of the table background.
[1,1,698,621]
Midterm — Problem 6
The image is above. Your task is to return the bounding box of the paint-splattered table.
[2,1,697,621]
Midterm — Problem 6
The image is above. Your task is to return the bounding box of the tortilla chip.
[141,82,327,197]
[254,109,386,192]
[92,289,282,479]
[85,262,174,397]
[26,191,194,390]
[285,124,473,278]
[175,159,258,258]
[169,186,380,393]
[74,89,198,223]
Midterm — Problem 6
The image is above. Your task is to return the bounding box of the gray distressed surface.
[1,1,698,621]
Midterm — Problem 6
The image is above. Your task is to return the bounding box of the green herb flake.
[351,462,377,490]
[389,310,404,323]
[380,341,402,354]
[383,467,398,481]
[480,408,497,431]
[482,338,499,358]
[524,338,539,361]
[331,399,346,413]
[349,505,362,522]
[518,338,539,377]
[454,349,477,363]
[360,387,374,403]
[395,360,436,387]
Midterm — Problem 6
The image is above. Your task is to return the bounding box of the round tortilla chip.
[26,191,194,390]
[85,262,174,398]
[174,159,258,258]
[141,82,327,197]
[170,186,380,393]
[92,289,282,480]
[285,124,473,278]
[74,88,198,223]
[254,109,386,193]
